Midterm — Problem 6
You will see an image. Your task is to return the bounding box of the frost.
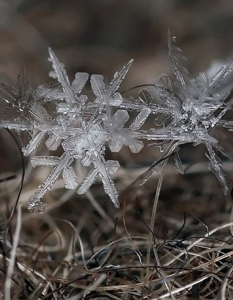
[1,33,233,213]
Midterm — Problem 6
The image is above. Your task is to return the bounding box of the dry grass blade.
[4,204,22,300]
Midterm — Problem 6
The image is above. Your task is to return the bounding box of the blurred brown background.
[1,0,233,84]
[1,0,233,171]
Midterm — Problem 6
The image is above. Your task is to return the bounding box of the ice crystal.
[0,49,138,213]
[0,68,52,131]
[26,50,135,212]
[137,31,233,191]
[1,32,233,213]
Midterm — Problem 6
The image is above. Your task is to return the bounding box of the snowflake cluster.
[1,33,233,213]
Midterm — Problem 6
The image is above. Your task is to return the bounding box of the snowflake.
[0,68,52,131]
[136,31,233,191]
[7,48,142,213]
[0,32,233,214]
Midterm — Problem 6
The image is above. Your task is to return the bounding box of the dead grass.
[1,142,233,299]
